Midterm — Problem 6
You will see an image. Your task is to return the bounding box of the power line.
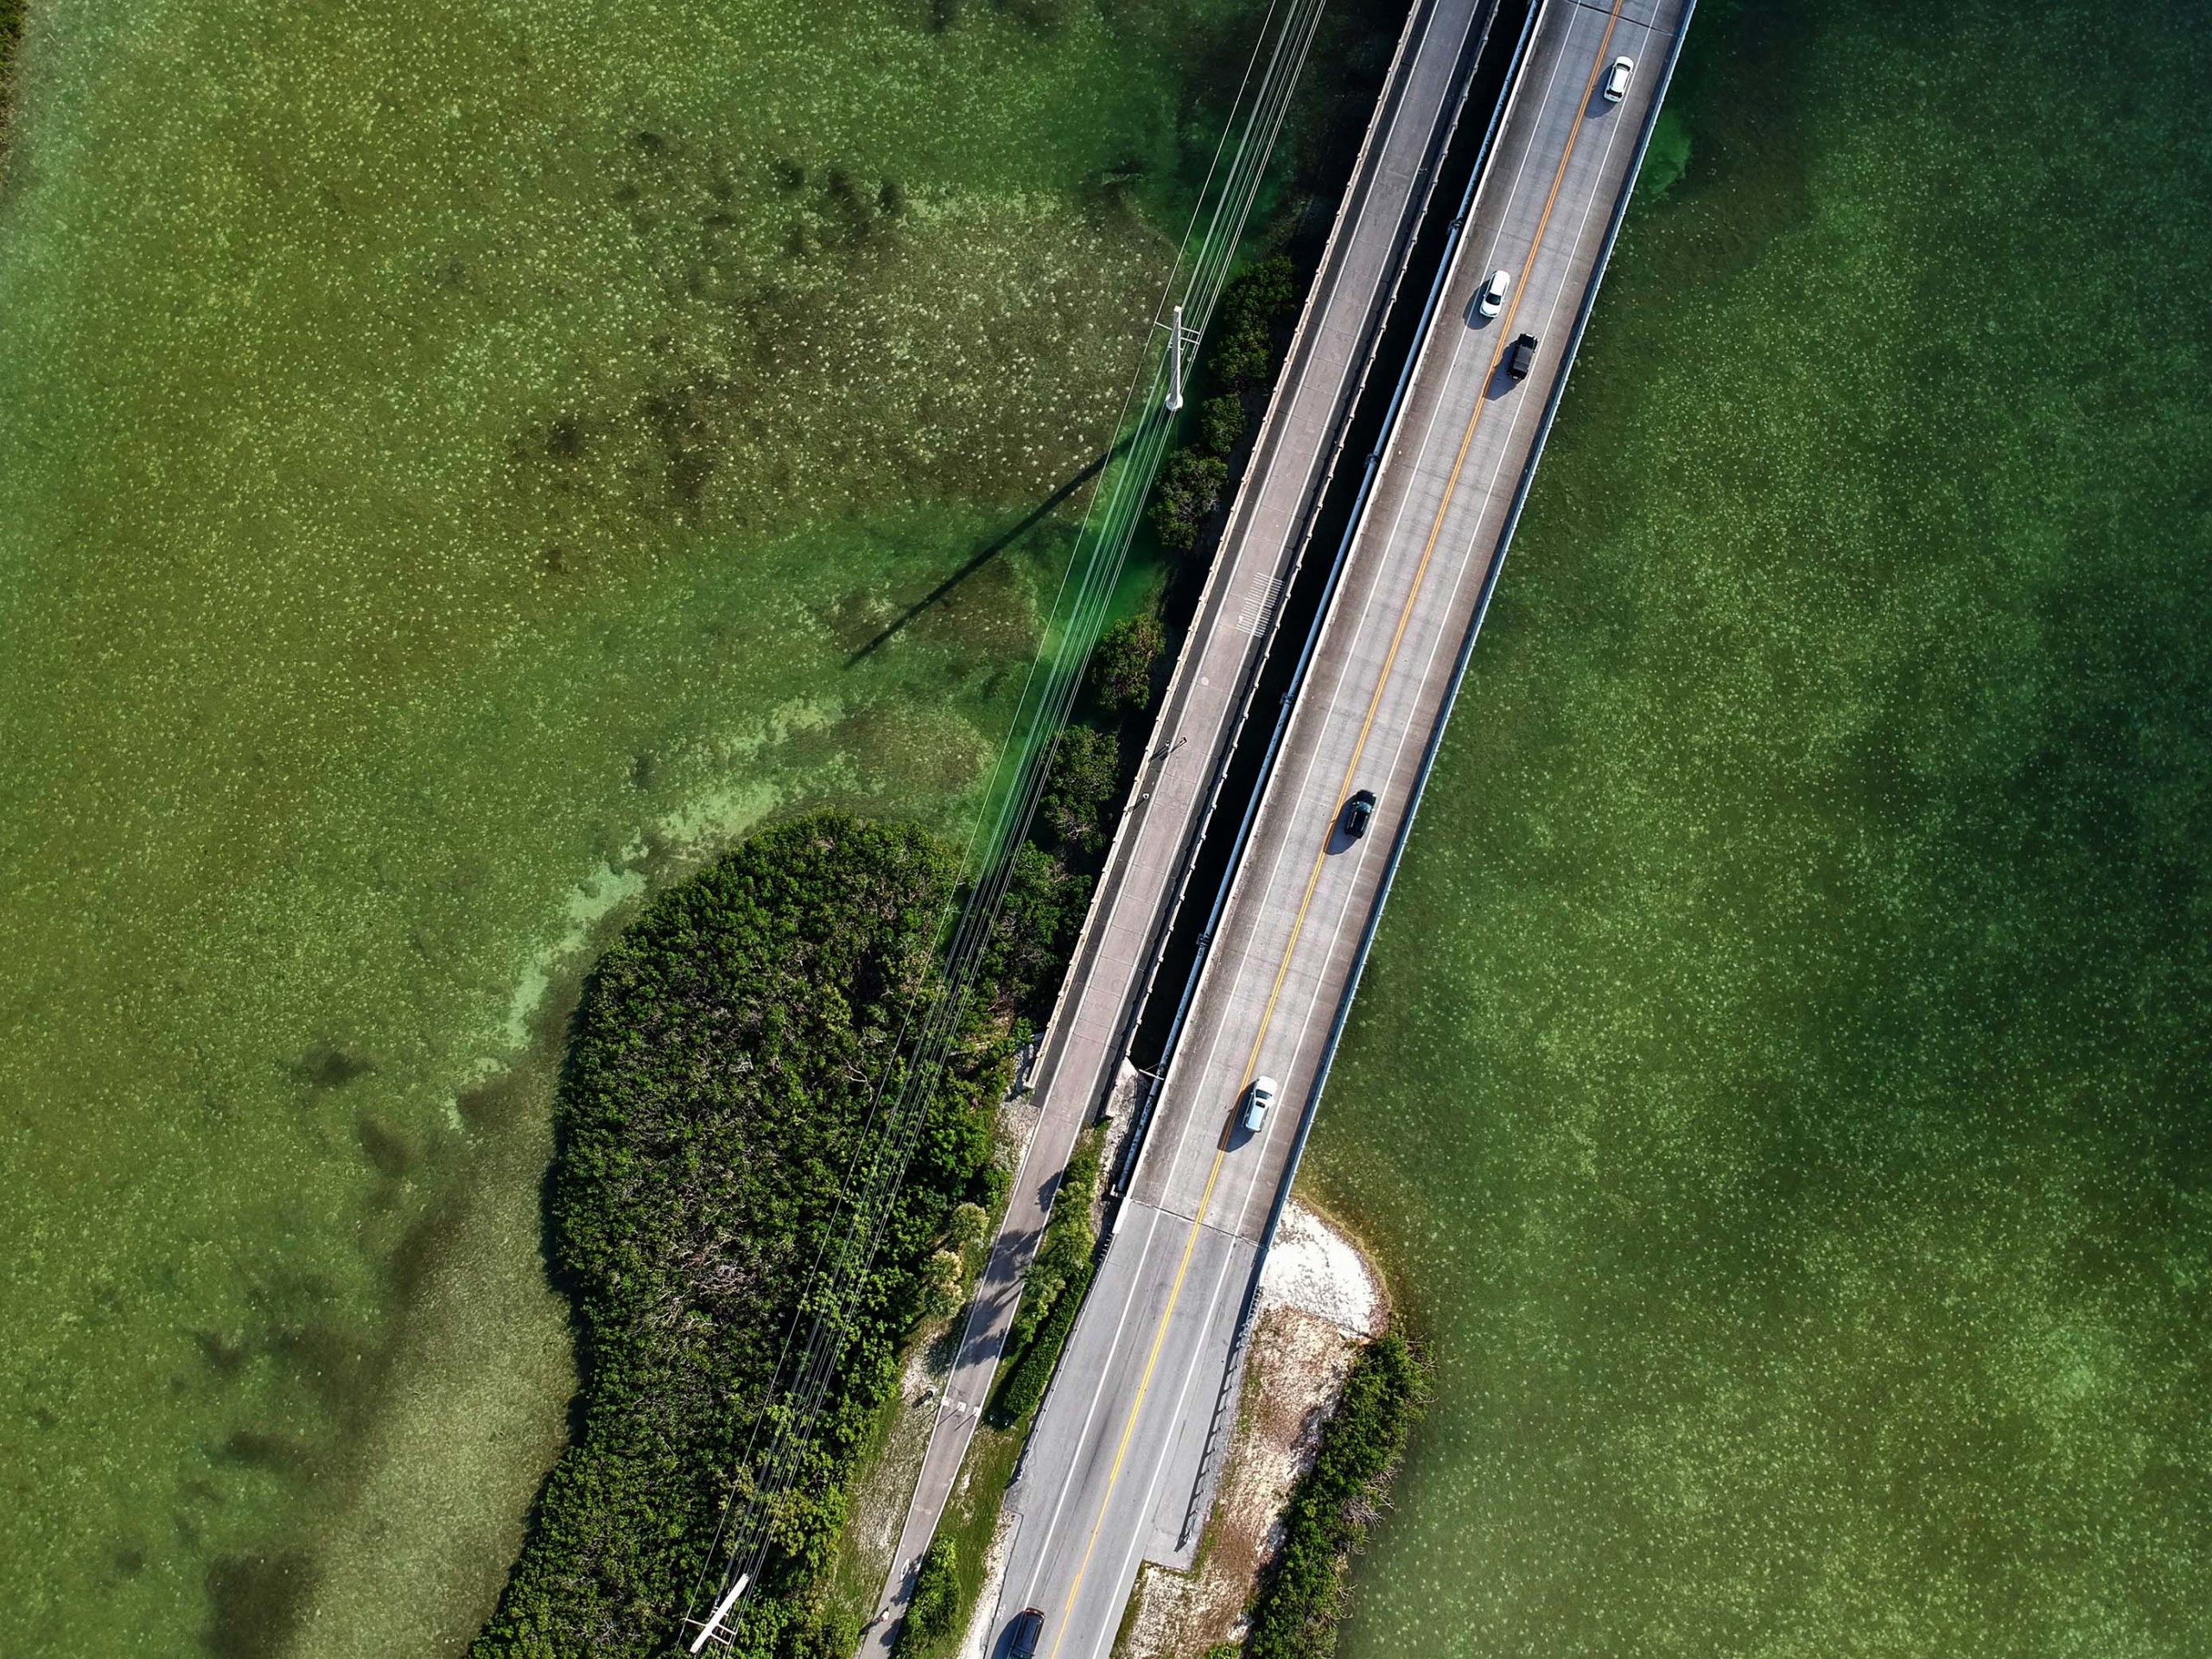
[677,2,1331,1646]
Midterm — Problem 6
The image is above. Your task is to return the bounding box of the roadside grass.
[895,1424,1027,1659]
[824,1364,927,1641]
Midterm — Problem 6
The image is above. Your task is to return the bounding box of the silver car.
[1243,1075,1279,1133]
[1603,55,1634,103]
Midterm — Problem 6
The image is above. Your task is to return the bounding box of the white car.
[1243,1075,1279,1133]
[1603,55,1634,103]
[1476,268,1511,319]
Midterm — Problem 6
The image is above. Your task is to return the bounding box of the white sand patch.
[1259,1199,1380,1336]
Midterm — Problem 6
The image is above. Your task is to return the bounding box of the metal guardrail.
[1112,0,1541,1213]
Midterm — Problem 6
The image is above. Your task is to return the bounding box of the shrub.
[1007,1139,1100,1356]
[1091,610,1167,715]
[471,813,1007,1659]
[982,845,1090,1022]
[920,1249,965,1321]
[1198,392,1247,458]
[993,1135,1103,1422]
[776,1608,861,1659]
[947,1202,990,1252]
[899,1536,960,1654]
[1210,256,1298,391]
[1039,726,1121,855]
[1243,1332,1431,1659]
[992,1254,1092,1422]
[1149,450,1230,552]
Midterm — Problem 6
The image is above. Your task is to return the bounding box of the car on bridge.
[1342,788,1377,838]
[1243,1075,1279,1133]
[1604,55,1635,102]
[1475,268,1511,319]
[1506,333,1539,381]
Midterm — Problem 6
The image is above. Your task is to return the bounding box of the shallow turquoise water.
[1306,0,2212,1652]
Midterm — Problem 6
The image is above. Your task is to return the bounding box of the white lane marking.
[1135,0,1513,1230]
[1158,13,1585,1230]
[1230,572,1286,637]
[1077,1249,1245,1659]
[1017,0,1681,1634]
[1011,1202,1164,1616]
[1230,6,1666,1236]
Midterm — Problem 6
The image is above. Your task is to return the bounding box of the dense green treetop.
[474,813,1006,1659]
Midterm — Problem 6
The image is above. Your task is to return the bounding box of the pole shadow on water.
[845,440,1128,667]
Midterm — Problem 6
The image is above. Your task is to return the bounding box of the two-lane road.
[995,1,1694,1654]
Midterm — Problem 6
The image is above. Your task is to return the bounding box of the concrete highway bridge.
[865,0,1694,1652]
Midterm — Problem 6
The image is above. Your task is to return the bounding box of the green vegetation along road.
[1306,0,2212,1653]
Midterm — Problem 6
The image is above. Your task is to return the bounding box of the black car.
[1008,1607,1046,1658]
[1342,789,1377,840]
[1505,332,1539,380]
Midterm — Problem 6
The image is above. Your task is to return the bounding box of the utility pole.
[687,1573,748,1654]
[1164,303,1198,413]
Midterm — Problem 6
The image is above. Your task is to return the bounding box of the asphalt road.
[992,1,1694,1655]
[855,0,1494,1649]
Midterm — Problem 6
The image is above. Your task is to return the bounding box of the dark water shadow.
[205,1551,315,1659]
[844,446,1117,667]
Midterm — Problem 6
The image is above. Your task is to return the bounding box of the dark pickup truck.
[1505,333,1539,380]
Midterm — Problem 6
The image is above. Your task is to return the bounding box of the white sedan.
[1603,55,1635,103]
[1476,268,1511,319]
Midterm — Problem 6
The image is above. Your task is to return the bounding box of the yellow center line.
[1046,7,1630,1649]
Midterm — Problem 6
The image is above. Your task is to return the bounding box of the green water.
[0,0,1290,1651]
[1307,1,2212,1653]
